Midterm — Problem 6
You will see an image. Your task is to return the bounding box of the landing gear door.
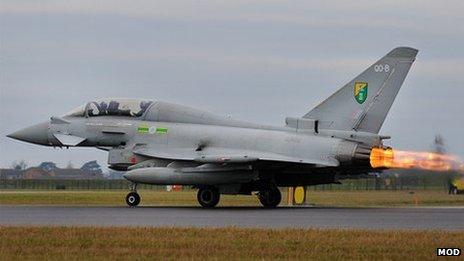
[48,116,87,146]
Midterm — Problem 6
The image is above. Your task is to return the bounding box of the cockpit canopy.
[63,99,258,128]
[64,98,154,118]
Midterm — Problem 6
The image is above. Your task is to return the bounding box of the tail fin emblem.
[354,82,368,104]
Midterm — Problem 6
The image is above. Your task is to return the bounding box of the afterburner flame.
[370,148,462,172]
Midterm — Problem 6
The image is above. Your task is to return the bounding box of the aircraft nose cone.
[7,121,50,145]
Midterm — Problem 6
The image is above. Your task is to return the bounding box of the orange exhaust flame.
[370,148,463,172]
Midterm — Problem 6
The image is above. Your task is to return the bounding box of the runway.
[1,206,464,230]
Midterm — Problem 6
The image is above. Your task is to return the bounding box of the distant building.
[1,166,105,180]
[0,169,22,179]
[50,168,104,180]
[22,167,51,179]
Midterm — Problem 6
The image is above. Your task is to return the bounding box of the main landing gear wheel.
[126,192,141,207]
[197,187,220,208]
[258,188,282,208]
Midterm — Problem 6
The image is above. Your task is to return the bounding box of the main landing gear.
[195,186,281,208]
[197,186,220,208]
[258,187,282,208]
[126,182,141,207]
[124,183,282,208]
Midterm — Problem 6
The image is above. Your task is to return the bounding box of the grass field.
[1,191,463,260]
[1,226,463,260]
[0,189,463,207]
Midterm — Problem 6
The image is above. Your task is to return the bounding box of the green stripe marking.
[137,126,149,133]
[156,127,168,134]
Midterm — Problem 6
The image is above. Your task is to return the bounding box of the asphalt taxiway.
[1,206,463,230]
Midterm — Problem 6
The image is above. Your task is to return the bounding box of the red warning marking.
[130,156,137,164]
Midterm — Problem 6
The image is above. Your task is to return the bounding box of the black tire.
[126,192,141,207]
[258,188,282,208]
[197,187,220,208]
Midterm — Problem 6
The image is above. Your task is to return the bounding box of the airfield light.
[370,147,462,172]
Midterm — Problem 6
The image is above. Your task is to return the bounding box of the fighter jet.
[7,47,418,208]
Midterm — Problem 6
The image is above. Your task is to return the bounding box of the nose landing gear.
[126,182,141,207]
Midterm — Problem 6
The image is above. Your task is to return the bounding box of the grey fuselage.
[10,100,381,189]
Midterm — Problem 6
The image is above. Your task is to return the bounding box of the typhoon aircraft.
[7,47,418,208]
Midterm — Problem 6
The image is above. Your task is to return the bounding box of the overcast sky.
[1,1,463,169]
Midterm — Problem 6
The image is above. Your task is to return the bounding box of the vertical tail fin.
[304,47,418,133]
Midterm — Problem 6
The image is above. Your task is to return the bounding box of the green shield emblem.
[354,82,368,104]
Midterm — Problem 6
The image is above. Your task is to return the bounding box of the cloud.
[3,37,461,80]
[1,1,463,35]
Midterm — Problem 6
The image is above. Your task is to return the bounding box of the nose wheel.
[126,182,141,207]
[126,192,140,207]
